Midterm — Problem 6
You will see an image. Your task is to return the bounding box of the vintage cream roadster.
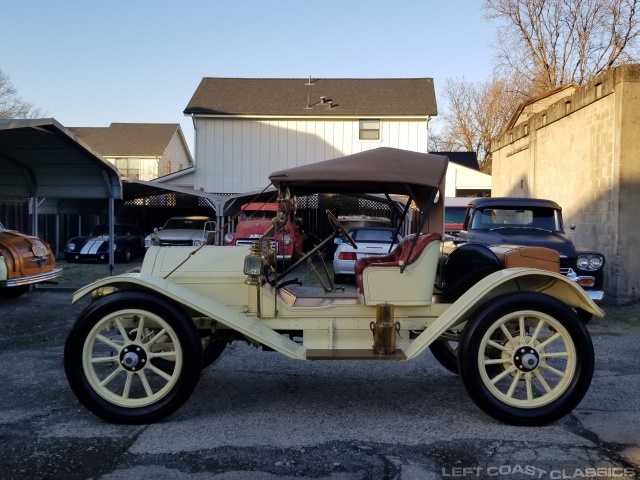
[64,148,603,426]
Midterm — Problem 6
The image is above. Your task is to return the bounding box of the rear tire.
[64,291,203,424]
[458,292,594,426]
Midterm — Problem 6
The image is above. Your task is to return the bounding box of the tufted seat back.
[354,233,441,294]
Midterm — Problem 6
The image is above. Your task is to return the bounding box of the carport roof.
[0,118,122,199]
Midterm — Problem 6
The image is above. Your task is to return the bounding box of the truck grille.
[236,239,278,253]
[159,240,193,246]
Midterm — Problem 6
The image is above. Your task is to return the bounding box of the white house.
[70,123,194,181]
[181,78,438,194]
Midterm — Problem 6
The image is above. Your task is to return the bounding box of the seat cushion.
[354,233,441,293]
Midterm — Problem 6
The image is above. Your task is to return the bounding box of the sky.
[1,0,497,154]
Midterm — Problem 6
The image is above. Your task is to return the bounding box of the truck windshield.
[241,210,278,220]
[163,219,210,229]
[471,207,563,231]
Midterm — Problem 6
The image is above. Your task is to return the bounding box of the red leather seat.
[354,233,441,293]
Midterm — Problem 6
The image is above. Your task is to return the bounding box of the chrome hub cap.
[514,347,539,372]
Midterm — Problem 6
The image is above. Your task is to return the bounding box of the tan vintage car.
[63,148,603,426]
[0,222,62,297]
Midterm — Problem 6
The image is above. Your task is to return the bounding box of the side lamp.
[243,241,263,286]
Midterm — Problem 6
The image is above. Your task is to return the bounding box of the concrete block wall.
[492,64,640,303]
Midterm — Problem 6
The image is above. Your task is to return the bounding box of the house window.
[359,119,380,140]
[115,158,140,179]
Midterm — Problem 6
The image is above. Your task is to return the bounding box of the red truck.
[223,202,305,262]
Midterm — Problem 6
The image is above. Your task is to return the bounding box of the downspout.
[425,115,432,153]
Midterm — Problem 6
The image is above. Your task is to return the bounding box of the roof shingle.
[184,78,437,116]
[69,123,180,157]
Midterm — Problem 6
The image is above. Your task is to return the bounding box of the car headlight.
[144,238,151,248]
[283,235,291,245]
[67,243,75,251]
[576,254,604,271]
[224,234,234,244]
[193,240,202,247]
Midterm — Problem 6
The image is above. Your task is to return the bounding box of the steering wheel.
[326,210,358,249]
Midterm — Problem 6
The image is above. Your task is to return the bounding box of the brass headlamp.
[243,241,263,286]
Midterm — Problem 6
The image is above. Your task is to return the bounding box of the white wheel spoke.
[145,328,167,347]
[122,372,133,399]
[538,332,562,350]
[96,334,122,351]
[529,318,545,345]
[519,315,526,344]
[135,316,146,342]
[534,370,553,393]
[540,362,566,378]
[149,350,176,361]
[525,374,533,401]
[506,371,522,398]
[491,366,516,384]
[90,355,119,364]
[137,370,154,397]
[147,364,173,381]
[500,324,518,346]
[115,318,130,344]
[100,366,123,387]
[484,358,511,365]
[487,339,511,353]
[541,351,569,358]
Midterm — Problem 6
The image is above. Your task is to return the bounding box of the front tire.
[64,291,203,424]
[458,293,594,426]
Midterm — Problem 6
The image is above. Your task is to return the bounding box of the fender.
[403,267,604,360]
[72,274,306,361]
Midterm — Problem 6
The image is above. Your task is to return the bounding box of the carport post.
[108,197,114,276]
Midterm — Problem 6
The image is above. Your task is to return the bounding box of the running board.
[306,349,406,360]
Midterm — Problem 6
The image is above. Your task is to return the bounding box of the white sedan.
[332,227,402,283]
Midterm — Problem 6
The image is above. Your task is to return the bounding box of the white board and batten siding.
[194,117,428,194]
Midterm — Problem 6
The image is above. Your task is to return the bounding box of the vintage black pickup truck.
[444,197,605,309]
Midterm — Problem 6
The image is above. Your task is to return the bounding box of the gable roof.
[431,151,479,171]
[69,123,181,157]
[184,78,437,117]
[503,83,579,132]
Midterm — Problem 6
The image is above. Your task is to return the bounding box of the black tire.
[119,247,131,264]
[429,337,460,374]
[576,308,593,323]
[64,291,203,424]
[458,292,594,426]
[0,285,30,298]
[201,337,227,368]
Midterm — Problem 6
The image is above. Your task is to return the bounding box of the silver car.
[145,216,216,249]
[333,227,402,283]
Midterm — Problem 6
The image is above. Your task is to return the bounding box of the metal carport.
[0,118,123,273]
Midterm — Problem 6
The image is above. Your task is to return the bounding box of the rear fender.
[403,268,603,360]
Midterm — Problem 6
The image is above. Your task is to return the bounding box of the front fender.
[403,268,603,360]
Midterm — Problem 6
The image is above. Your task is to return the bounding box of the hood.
[235,219,274,236]
[476,229,576,257]
[154,229,205,241]
[74,233,131,243]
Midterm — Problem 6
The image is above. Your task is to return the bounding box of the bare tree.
[0,69,44,119]
[436,76,525,174]
[484,0,640,93]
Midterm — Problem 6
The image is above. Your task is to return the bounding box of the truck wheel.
[64,291,203,424]
[458,292,594,426]
[0,285,30,298]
